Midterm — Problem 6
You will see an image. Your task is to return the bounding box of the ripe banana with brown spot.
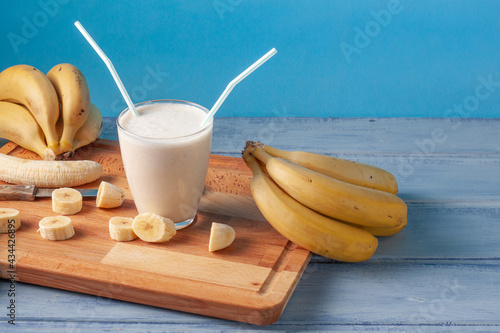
[248,141,398,194]
[243,154,378,262]
[46,63,91,154]
[0,152,102,187]
[347,219,407,237]
[0,101,55,160]
[0,65,60,152]
[72,103,102,151]
[55,102,103,159]
[252,147,406,228]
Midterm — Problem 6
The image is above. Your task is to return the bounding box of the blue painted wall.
[1,0,500,118]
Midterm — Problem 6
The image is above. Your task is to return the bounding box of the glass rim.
[116,99,213,141]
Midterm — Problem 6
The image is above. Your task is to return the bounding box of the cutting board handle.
[0,185,36,201]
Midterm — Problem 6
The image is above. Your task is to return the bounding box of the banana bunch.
[0,64,102,160]
[242,142,408,262]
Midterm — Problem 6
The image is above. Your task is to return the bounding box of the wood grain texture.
[0,117,499,331]
[0,140,311,325]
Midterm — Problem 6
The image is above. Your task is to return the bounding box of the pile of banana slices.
[0,63,102,161]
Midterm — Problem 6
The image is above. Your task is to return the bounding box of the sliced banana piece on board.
[209,222,235,252]
[109,217,137,241]
[96,181,125,208]
[38,216,75,241]
[132,212,176,243]
[0,208,21,233]
[52,188,82,215]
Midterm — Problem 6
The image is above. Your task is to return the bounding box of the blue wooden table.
[1,117,499,332]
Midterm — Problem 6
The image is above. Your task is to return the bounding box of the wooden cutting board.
[0,139,311,325]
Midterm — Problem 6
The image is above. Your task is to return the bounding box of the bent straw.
[74,21,138,116]
[201,48,277,126]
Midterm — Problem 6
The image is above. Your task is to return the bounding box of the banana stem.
[241,146,253,163]
[262,144,287,158]
[252,147,273,165]
[243,155,263,176]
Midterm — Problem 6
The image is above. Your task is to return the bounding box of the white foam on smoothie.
[120,102,207,139]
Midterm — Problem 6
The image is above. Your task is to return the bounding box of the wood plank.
[3,261,499,329]
[210,117,500,155]
[98,117,500,155]
[3,322,497,332]
[372,205,500,259]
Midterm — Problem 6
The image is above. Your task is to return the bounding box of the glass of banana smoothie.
[117,99,213,229]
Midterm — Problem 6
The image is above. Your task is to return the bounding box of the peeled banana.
[109,217,137,241]
[0,208,21,233]
[248,141,398,194]
[132,212,176,243]
[252,147,406,229]
[47,63,91,154]
[38,215,75,241]
[0,101,55,160]
[209,222,235,252]
[0,152,102,187]
[0,65,60,152]
[52,188,83,215]
[243,154,378,262]
[96,181,124,208]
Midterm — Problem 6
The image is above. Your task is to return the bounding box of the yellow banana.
[243,153,378,262]
[347,219,407,237]
[0,65,60,152]
[46,63,91,154]
[248,141,398,194]
[252,147,406,228]
[0,101,55,160]
[72,103,102,151]
[55,103,102,159]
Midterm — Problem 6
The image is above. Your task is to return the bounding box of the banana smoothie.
[117,100,213,228]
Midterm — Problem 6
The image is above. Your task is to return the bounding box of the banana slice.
[52,188,83,215]
[132,212,176,243]
[109,217,137,241]
[0,208,21,233]
[96,181,125,208]
[208,222,235,252]
[38,216,75,241]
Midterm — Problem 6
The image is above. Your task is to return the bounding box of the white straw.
[201,48,277,126]
[74,21,138,116]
